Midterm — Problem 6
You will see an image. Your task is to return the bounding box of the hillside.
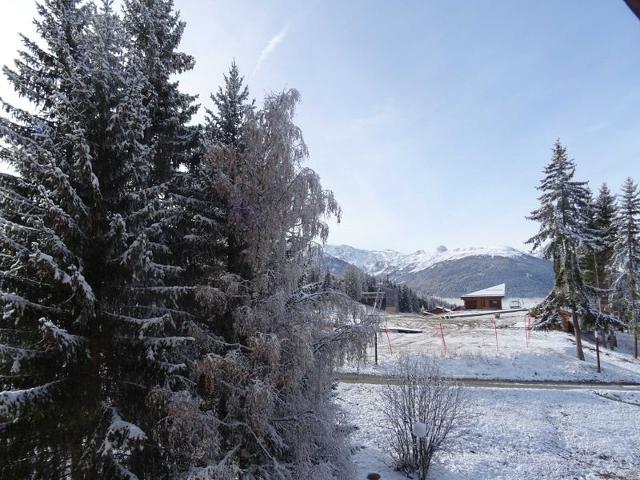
[323,244,553,298]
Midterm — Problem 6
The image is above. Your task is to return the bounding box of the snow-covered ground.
[340,311,640,479]
[339,383,640,480]
[342,311,640,383]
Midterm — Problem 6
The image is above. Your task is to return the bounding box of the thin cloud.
[253,22,290,75]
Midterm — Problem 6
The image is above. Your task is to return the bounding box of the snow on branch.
[144,336,195,360]
[99,408,147,480]
[39,318,88,357]
[1,292,66,318]
[29,249,72,285]
[107,312,175,339]
[100,407,147,455]
[0,379,63,417]
[0,343,45,373]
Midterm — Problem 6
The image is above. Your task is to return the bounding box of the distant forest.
[315,264,456,313]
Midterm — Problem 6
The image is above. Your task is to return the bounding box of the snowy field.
[339,383,640,480]
[342,311,640,383]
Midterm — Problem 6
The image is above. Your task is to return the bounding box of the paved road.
[338,372,640,391]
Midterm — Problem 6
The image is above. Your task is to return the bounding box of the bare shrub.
[380,356,465,479]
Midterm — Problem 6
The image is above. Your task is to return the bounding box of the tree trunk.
[572,306,585,361]
[70,439,83,480]
[633,299,639,359]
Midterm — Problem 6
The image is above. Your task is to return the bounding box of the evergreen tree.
[0,4,376,478]
[365,273,377,293]
[123,0,200,180]
[610,177,640,358]
[204,60,252,149]
[204,62,253,278]
[344,264,363,301]
[579,188,598,287]
[527,141,599,360]
[322,269,333,289]
[583,184,618,311]
[398,285,410,312]
[0,2,200,477]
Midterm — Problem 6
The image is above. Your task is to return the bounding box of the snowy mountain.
[323,244,553,298]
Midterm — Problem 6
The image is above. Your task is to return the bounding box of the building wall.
[463,297,502,310]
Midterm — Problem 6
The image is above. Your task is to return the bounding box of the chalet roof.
[461,283,505,298]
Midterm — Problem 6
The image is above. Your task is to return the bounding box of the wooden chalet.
[460,283,505,310]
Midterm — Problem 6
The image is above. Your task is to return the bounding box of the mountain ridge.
[323,244,553,298]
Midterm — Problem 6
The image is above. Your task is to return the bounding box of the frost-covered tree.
[188,61,254,284]
[0,2,200,477]
[526,141,619,360]
[322,269,333,290]
[204,60,252,149]
[343,264,363,301]
[582,184,618,311]
[123,0,200,180]
[179,89,373,479]
[610,177,640,358]
[1,3,375,477]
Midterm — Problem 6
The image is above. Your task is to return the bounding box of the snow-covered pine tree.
[182,88,373,479]
[0,2,200,477]
[343,264,363,301]
[123,0,200,180]
[0,3,99,475]
[526,140,618,360]
[322,269,333,290]
[398,285,410,312]
[166,62,255,350]
[583,183,618,311]
[580,188,599,287]
[610,177,640,358]
[204,60,252,149]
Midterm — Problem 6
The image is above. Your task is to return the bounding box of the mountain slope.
[323,244,553,298]
[320,252,352,277]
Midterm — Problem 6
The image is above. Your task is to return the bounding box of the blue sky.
[1,0,639,253]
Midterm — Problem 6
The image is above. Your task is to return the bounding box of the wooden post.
[493,318,499,354]
[374,330,378,365]
[595,332,601,373]
[383,324,393,354]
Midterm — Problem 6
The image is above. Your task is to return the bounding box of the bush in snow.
[380,356,465,480]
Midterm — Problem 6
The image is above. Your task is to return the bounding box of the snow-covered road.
[338,372,640,391]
